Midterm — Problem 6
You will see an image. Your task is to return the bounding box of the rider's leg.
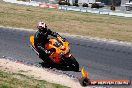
[36,46,48,61]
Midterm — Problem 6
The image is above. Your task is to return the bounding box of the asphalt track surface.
[0,28,132,87]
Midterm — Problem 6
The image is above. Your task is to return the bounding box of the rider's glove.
[45,50,51,55]
[62,38,66,42]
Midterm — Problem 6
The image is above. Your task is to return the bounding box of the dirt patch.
[0,58,83,88]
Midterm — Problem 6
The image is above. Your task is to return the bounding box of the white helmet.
[37,22,47,33]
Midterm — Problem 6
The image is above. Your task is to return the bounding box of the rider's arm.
[34,31,51,55]
[47,29,67,42]
[36,42,51,55]
[47,29,58,37]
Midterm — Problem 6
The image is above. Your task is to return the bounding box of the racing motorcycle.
[29,34,79,71]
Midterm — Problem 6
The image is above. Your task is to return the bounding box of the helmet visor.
[40,28,47,33]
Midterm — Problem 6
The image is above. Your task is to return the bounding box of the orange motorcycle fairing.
[44,37,71,64]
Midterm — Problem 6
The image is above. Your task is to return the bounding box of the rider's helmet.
[37,22,47,34]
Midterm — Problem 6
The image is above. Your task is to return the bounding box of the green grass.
[0,1,132,42]
[0,71,68,88]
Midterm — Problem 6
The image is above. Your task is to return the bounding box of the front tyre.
[68,55,79,72]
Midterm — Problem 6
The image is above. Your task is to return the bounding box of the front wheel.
[64,55,79,72]
[71,56,79,71]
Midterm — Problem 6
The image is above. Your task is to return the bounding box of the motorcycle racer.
[30,23,79,71]
[34,22,58,59]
